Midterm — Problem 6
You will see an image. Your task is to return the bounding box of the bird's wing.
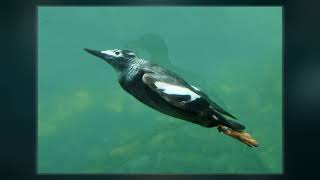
[142,72,213,113]
[142,67,237,119]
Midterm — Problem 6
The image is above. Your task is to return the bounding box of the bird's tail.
[217,125,258,147]
[220,118,246,131]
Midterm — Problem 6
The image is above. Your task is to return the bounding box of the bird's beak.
[84,48,115,64]
[84,48,119,69]
[84,48,105,59]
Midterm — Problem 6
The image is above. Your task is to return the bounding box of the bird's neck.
[118,58,148,81]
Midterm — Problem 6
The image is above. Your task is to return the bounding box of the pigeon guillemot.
[84,48,258,147]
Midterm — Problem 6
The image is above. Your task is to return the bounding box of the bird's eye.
[115,51,120,55]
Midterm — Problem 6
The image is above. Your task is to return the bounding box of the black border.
[3,0,320,179]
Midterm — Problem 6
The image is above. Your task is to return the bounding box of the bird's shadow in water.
[124,33,229,110]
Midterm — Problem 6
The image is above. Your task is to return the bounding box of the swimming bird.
[84,48,258,147]
[124,33,227,108]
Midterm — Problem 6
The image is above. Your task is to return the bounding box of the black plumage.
[84,48,258,147]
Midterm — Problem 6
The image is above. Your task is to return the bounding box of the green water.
[38,7,282,174]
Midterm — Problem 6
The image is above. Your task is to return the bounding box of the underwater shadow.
[124,33,229,109]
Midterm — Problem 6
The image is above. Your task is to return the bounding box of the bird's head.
[84,48,137,71]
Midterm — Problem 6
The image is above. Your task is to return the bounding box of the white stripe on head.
[154,82,200,101]
[101,49,124,58]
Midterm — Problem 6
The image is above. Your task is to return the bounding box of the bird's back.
[118,62,220,127]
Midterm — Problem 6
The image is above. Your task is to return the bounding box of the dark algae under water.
[38,7,282,173]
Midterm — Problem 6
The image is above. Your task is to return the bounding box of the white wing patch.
[191,85,200,91]
[154,82,200,101]
[212,115,218,120]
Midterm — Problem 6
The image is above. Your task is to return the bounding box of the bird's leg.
[217,125,258,147]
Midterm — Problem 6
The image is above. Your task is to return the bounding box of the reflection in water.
[124,33,229,109]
